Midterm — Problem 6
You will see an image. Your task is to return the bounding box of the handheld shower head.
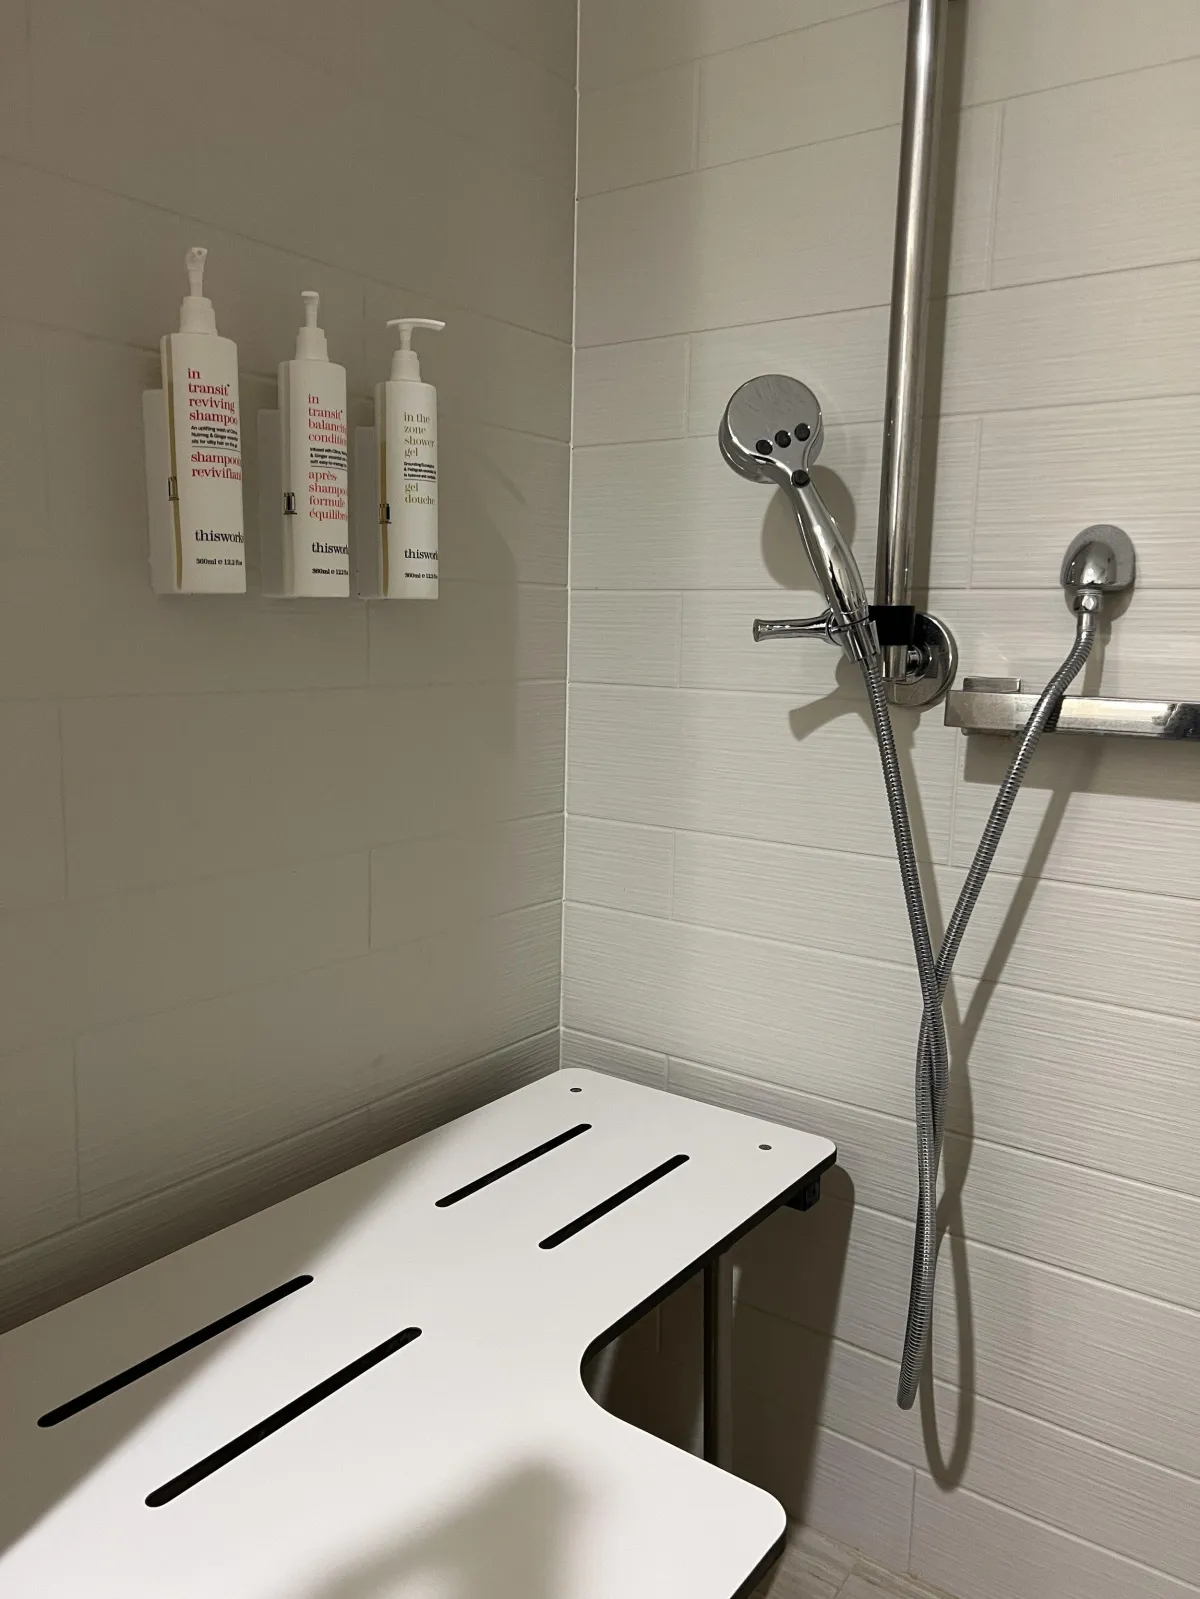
[720,375,877,663]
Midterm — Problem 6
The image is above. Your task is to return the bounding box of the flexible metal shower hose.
[860,608,1097,1410]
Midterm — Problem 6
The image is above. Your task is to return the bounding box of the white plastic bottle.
[278,291,349,596]
[375,317,444,599]
[151,246,245,593]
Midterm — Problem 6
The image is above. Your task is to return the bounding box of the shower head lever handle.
[753,611,840,645]
[752,608,881,666]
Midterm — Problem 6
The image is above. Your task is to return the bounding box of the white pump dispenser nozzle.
[386,317,445,381]
[294,290,329,360]
[179,246,217,335]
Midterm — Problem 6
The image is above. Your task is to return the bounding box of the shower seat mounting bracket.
[785,1174,823,1212]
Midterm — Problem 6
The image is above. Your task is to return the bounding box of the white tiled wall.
[567,3,1200,1597]
[0,0,574,1326]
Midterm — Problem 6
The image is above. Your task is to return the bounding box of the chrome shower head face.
[719,375,825,490]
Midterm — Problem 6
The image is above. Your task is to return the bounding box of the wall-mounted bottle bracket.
[945,677,1200,741]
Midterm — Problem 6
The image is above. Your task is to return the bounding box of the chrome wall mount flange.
[886,611,958,707]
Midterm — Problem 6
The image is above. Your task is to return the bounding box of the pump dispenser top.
[178,246,218,335]
[294,290,329,360]
[386,318,444,380]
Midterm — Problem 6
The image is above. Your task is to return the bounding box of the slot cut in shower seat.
[0,1068,836,1599]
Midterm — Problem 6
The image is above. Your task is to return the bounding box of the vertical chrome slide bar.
[875,0,950,685]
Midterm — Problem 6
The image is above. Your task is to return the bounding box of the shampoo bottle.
[278,291,349,595]
[157,247,245,592]
[375,317,444,598]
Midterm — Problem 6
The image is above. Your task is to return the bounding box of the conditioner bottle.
[278,291,349,595]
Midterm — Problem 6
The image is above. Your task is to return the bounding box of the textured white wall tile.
[0,322,45,558]
[932,588,1200,702]
[370,815,563,946]
[578,0,894,92]
[952,733,1200,899]
[0,1041,77,1253]
[61,691,380,897]
[72,854,369,1034]
[408,137,575,340]
[30,0,374,268]
[439,427,570,586]
[577,112,994,344]
[668,828,1200,1022]
[972,397,1200,590]
[358,0,577,188]
[948,1140,1200,1314]
[33,0,575,338]
[572,423,975,595]
[911,1479,1199,1599]
[369,581,566,687]
[0,0,30,157]
[433,0,578,82]
[61,681,564,898]
[962,985,1200,1199]
[230,0,364,80]
[576,134,892,344]
[673,1059,1200,1308]
[697,4,907,170]
[564,905,932,1115]
[669,832,918,963]
[739,1195,906,1348]
[573,338,691,446]
[0,702,64,911]
[568,686,956,860]
[578,62,697,197]
[77,902,561,1211]
[746,1200,1200,1476]
[743,1421,916,1572]
[0,561,371,702]
[0,904,72,1055]
[741,1317,1200,1589]
[994,60,1200,289]
[0,162,186,348]
[572,437,839,594]
[433,316,573,442]
[687,306,891,436]
[962,0,1200,105]
[560,1028,669,1088]
[40,334,162,567]
[0,855,373,1061]
[569,592,683,685]
[941,262,1200,416]
[565,817,675,917]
